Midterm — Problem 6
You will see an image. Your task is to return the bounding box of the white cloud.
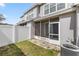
[0,3,5,7]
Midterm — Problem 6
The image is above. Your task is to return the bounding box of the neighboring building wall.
[40,4,44,17]
[59,12,76,45]
[21,7,38,22]
[32,7,38,18]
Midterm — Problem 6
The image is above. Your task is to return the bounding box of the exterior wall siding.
[76,7,79,47]
[59,12,76,45]
[39,3,74,17]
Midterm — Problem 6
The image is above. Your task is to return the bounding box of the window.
[41,22,49,38]
[50,35,58,40]
[50,23,59,40]
[57,3,65,10]
[35,22,40,36]
[41,23,45,37]
[50,3,56,13]
[44,4,49,15]
[44,3,65,15]
[45,23,49,38]
[27,13,33,20]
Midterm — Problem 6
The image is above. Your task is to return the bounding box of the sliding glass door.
[35,18,59,41]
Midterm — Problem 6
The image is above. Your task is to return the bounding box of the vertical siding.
[59,12,76,45]
[33,7,38,18]
[76,7,79,46]
[40,5,44,17]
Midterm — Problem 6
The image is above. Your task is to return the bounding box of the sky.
[0,3,33,24]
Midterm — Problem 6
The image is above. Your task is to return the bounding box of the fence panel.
[0,25,13,47]
[15,26,29,42]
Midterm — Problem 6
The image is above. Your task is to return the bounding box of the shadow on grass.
[0,44,25,56]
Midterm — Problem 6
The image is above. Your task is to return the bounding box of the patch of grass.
[0,44,25,56]
[0,40,59,56]
[16,40,59,56]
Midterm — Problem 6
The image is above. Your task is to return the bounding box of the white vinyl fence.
[0,25,29,47]
[15,26,29,42]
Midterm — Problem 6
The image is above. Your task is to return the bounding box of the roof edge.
[20,3,44,18]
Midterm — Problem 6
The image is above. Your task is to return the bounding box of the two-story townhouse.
[17,3,79,50]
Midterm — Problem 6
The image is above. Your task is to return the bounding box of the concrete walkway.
[29,39,60,56]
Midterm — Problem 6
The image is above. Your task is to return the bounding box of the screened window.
[50,3,56,13]
[50,23,59,40]
[35,22,40,36]
[44,4,49,15]
[41,23,45,37]
[41,22,49,38]
[45,23,49,38]
[57,3,65,10]
[27,13,33,20]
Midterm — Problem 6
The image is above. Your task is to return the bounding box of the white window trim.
[50,3,56,13]
[37,19,60,42]
[43,3,66,16]
[43,3,50,15]
[49,22,59,41]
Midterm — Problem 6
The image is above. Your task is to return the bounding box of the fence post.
[12,25,16,43]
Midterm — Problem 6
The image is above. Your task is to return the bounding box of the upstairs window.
[44,4,49,15]
[50,3,56,13]
[27,13,33,20]
[57,3,65,10]
[44,3,65,15]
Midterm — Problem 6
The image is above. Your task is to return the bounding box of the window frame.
[43,3,66,16]
[50,3,56,13]
[35,22,41,36]
[57,3,65,10]
[49,22,59,40]
[44,4,50,15]
[41,21,49,38]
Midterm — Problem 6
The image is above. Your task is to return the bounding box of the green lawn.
[0,40,59,56]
